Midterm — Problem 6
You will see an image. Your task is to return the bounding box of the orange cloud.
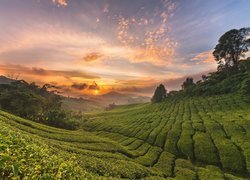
[0,64,104,96]
[83,52,103,62]
[71,83,88,90]
[115,0,178,65]
[0,64,100,81]
[133,46,175,65]
[88,81,100,90]
[115,78,157,86]
[52,0,67,6]
[191,50,214,64]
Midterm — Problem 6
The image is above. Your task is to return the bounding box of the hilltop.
[0,76,15,84]
[93,91,151,105]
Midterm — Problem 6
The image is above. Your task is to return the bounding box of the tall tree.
[182,77,195,90]
[213,28,250,70]
[151,84,167,103]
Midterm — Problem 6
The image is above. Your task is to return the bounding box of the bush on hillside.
[181,77,195,90]
[0,80,79,130]
[151,84,167,103]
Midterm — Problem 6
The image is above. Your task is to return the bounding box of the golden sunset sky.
[0,0,249,96]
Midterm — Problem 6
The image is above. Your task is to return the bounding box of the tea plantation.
[1,93,250,179]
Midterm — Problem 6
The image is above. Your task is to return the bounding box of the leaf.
[0,144,8,151]
[0,155,11,162]
[0,155,10,168]
[12,163,19,176]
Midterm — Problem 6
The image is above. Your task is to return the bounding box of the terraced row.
[85,94,250,178]
[1,94,249,179]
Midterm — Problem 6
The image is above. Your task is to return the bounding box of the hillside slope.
[84,94,250,179]
[1,93,250,179]
[62,97,104,112]
[0,76,15,84]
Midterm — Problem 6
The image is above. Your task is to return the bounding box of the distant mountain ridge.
[0,76,15,84]
[0,75,151,112]
[93,91,150,106]
[62,91,150,112]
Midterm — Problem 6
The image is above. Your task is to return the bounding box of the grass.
[1,93,250,179]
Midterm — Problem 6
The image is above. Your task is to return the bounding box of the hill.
[1,92,249,179]
[0,77,150,113]
[62,97,104,112]
[0,76,15,84]
[93,91,151,106]
[1,60,250,179]
[61,91,150,113]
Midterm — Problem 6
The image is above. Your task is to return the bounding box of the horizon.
[0,0,250,97]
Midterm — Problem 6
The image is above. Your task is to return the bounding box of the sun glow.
[94,90,99,95]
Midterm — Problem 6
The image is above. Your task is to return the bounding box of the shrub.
[197,166,224,180]
[174,167,196,180]
[154,152,175,177]
[214,138,244,172]
[193,132,219,165]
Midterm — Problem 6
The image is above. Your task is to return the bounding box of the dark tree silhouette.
[151,84,167,103]
[182,77,195,90]
[213,28,250,70]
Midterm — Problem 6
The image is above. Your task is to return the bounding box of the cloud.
[71,83,88,90]
[88,81,100,90]
[114,0,178,65]
[111,69,214,96]
[52,0,67,6]
[71,81,101,91]
[0,24,106,59]
[0,64,100,80]
[103,3,109,13]
[0,3,177,67]
[111,78,160,95]
[115,78,157,86]
[191,50,215,64]
[32,67,47,75]
[83,52,103,62]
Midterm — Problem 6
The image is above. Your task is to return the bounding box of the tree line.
[152,27,250,103]
[0,80,80,129]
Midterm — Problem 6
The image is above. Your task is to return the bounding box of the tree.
[202,75,208,81]
[213,28,250,70]
[182,77,195,90]
[151,84,167,103]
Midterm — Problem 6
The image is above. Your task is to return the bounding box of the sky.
[0,0,249,97]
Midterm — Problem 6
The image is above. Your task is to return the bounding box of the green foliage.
[151,84,167,103]
[213,27,250,70]
[174,167,196,180]
[214,138,244,172]
[241,75,250,95]
[197,166,224,180]
[154,152,175,177]
[136,146,162,166]
[0,80,79,130]
[194,132,219,165]
[177,123,195,159]
[181,77,195,90]
[179,59,250,96]
[0,127,95,179]
[239,58,250,71]
[81,94,250,178]
[174,159,197,179]
[1,87,250,179]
